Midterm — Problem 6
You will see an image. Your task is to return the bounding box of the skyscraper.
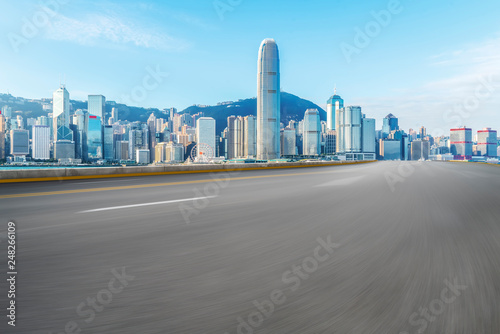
[32,125,50,160]
[147,113,157,162]
[281,128,297,156]
[111,107,119,122]
[450,127,473,160]
[87,115,103,160]
[382,114,399,139]
[361,117,376,154]
[196,117,216,159]
[227,116,242,159]
[477,128,497,157]
[336,106,362,154]
[103,125,114,161]
[53,85,72,141]
[303,109,321,156]
[88,95,106,123]
[257,38,280,160]
[243,115,257,157]
[326,90,344,131]
[411,140,430,161]
[10,129,29,156]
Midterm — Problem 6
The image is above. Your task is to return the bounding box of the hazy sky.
[1,0,499,133]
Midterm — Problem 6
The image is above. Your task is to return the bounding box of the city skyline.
[1,0,499,132]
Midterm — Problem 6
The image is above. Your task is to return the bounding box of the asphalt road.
[1,161,500,334]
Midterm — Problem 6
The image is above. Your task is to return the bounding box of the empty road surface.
[1,161,500,334]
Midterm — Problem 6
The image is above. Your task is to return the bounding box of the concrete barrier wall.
[0,161,376,183]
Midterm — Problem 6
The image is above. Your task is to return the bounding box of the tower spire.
[334,84,337,95]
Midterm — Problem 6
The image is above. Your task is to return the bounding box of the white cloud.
[355,34,500,133]
[44,14,189,51]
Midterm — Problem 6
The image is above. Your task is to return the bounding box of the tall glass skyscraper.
[336,106,362,153]
[450,127,472,160]
[87,115,103,160]
[88,95,106,123]
[477,128,497,157]
[326,90,344,131]
[53,85,72,141]
[243,115,257,157]
[103,125,114,161]
[196,117,216,159]
[257,38,280,160]
[303,109,321,156]
[382,114,399,139]
[32,125,50,160]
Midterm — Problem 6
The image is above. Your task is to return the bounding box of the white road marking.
[78,196,217,213]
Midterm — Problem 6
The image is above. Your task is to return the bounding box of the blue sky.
[1,0,500,133]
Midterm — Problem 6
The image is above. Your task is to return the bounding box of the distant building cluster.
[0,38,498,165]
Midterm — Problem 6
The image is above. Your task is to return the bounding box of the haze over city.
[2,1,500,334]
[1,0,500,131]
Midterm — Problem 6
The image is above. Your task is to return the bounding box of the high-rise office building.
[53,85,73,141]
[2,106,12,118]
[450,127,473,160]
[158,142,184,163]
[303,109,321,156]
[477,128,497,157]
[419,126,427,139]
[103,125,114,161]
[88,95,106,123]
[257,38,280,160]
[411,140,430,161]
[243,115,257,157]
[32,125,50,160]
[227,116,240,159]
[16,115,24,129]
[136,149,150,164]
[72,110,86,160]
[281,127,296,156]
[379,139,401,160]
[0,132,5,160]
[326,90,344,131]
[0,113,5,132]
[111,107,119,122]
[196,117,216,159]
[54,140,75,160]
[147,113,157,162]
[362,117,376,154]
[382,114,399,139]
[10,129,29,156]
[325,130,336,155]
[115,141,129,161]
[336,106,362,154]
[87,115,103,160]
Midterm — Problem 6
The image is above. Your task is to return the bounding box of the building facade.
[257,38,281,160]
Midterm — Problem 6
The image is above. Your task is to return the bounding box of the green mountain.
[180,92,326,134]
[1,92,326,135]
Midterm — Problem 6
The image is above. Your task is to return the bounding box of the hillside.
[1,92,326,134]
[180,92,326,134]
